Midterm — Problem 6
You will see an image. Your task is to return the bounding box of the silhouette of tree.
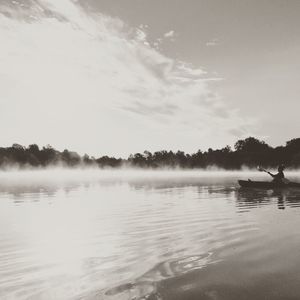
[234,137,272,167]
[96,156,122,168]
[61,149,81,166]
[1,137,300,169]
[234,137,270,152]
[286,138,300,151]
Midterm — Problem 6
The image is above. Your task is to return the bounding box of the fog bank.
[1,168,300,184]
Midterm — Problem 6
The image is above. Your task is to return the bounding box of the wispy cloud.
[205,38,219,47]
[163,29,176,43]
[164,30,175,38]
[0,0,254,156]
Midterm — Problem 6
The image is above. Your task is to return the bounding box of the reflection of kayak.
[238,180,300,189]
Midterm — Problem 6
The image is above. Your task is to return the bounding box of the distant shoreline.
[1,137,300,170]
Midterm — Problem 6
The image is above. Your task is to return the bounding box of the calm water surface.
[1,170,300,300]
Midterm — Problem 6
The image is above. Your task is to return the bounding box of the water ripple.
[1,175,300,299]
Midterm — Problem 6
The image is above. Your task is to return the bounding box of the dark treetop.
[1,137,300,169]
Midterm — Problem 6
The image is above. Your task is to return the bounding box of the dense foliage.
[1,137,300,169]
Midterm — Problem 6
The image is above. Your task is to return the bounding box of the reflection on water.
[0,170,300,300]
[237,187,300,211]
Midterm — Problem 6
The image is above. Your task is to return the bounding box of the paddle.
[257,166,268,173]
[257,166,289,184]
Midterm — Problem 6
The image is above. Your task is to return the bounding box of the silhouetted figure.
[267,165,285,183]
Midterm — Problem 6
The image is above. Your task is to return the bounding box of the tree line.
[1,137,300,169]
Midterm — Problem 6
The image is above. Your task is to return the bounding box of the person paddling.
[266,165,285,183]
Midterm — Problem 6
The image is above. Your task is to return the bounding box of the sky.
[1,0,300,157]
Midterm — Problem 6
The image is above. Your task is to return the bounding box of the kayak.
[238,180,300,189]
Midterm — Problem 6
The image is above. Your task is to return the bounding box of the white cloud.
[163,30,176,43]
[0,0,253,156]
[164,30,175,38]
[205,38,219,47]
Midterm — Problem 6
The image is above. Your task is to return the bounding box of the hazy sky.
[1,0,300,157]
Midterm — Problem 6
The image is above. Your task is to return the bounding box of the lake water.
[1,170,300,300]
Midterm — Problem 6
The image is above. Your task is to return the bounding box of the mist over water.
[1,0,300,299]
[1,170,300,300]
